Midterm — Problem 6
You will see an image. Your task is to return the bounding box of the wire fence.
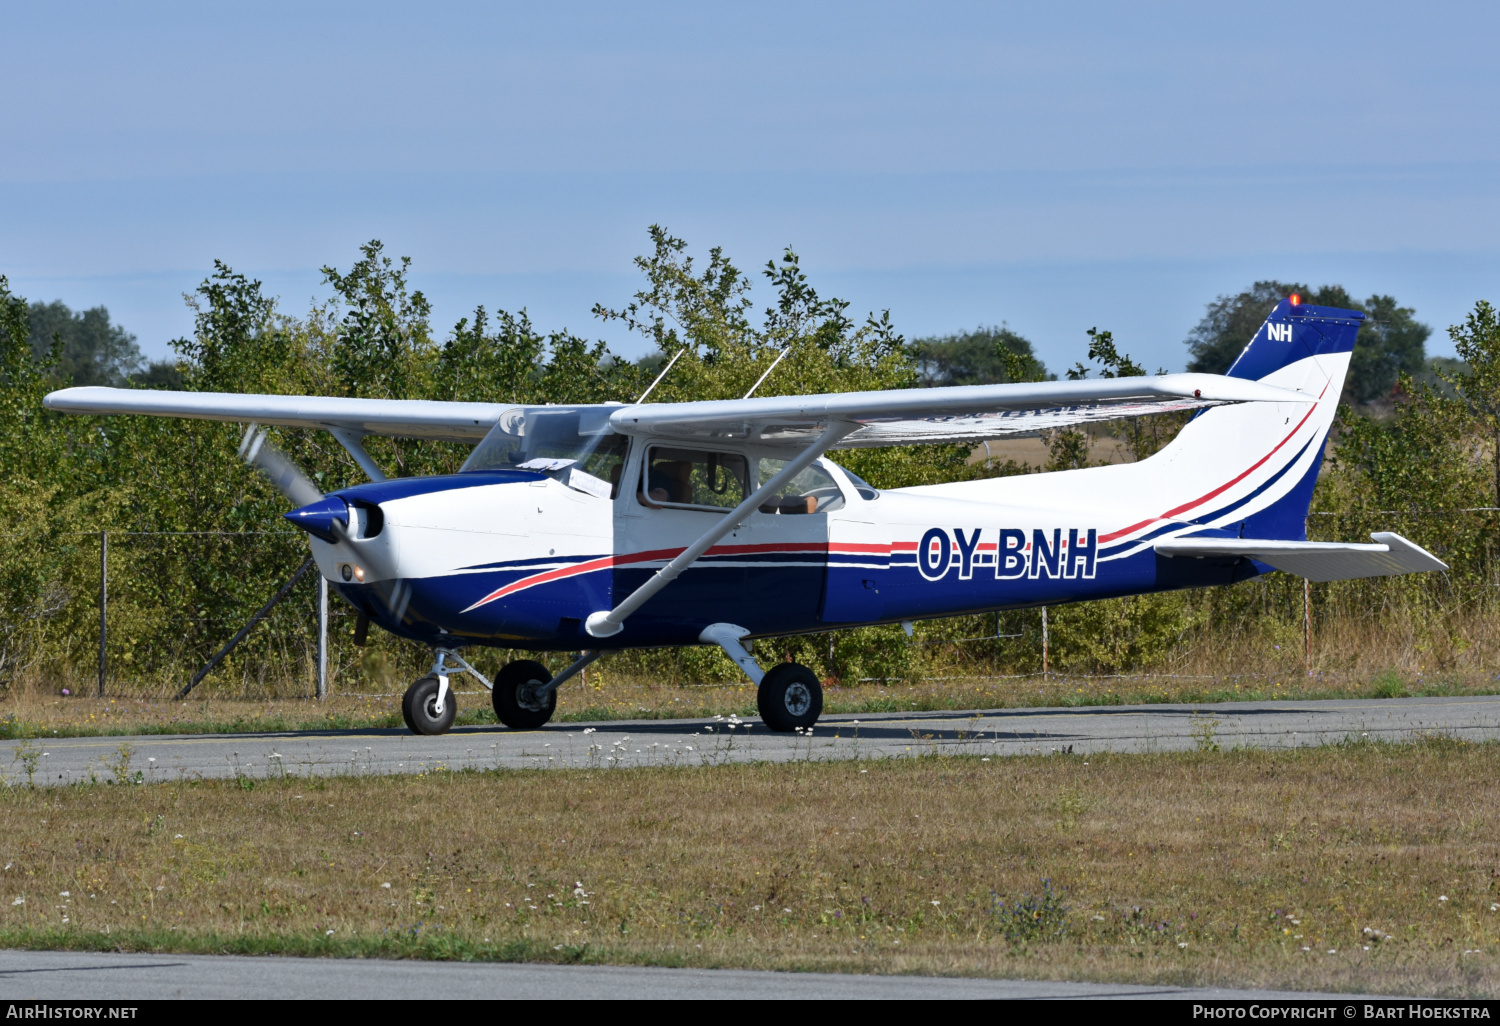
[0,509,1497,699]
[0,530,350,698]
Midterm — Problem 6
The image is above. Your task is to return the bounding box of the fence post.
[316,575,328,701]
[97,531,107,698]
[1041,605,1049,680]
[1303,577,1311,676]
[178,555,316,700]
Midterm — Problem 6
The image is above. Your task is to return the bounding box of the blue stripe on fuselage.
[1094,435,1319,560]
[344,535,1263,650]
[334,469,544,505]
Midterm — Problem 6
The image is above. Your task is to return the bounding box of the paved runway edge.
[0,949,1406,1000]
[1,694,1496,788]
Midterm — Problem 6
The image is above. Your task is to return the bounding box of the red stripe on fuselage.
[1099,382,1326,544]
[461,541,859,613]
[464,390,1326,614]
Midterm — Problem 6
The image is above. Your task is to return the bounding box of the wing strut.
[584,420,856,639]
[328,427,388,482]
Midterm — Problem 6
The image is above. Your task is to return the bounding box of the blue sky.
[3,1,1498,372]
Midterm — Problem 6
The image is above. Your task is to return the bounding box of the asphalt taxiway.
[2,693,1497,786]
[0,949,1398,1000]
[0,697,1464,1001]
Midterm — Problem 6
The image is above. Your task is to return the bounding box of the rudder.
[1225,295,1363,383]
[1147,295,1364,542]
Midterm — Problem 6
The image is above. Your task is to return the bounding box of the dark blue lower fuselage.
[335,546,1265,651]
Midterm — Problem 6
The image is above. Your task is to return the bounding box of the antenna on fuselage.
[742,346,791,399]
[635,348,686,403]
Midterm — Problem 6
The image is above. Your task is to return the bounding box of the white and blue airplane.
[45,297,1444,735]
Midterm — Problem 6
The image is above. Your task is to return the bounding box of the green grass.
[5,741,1500,994]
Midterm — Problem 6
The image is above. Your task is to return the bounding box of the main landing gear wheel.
[493,659,557,730]
[757,662,823,732]
[402,674,456,736]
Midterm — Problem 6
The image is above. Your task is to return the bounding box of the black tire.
[493,659,557,730]
[402,675,456,736]
[757,662,823,732]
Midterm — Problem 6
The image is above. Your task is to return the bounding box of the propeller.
[238,424,322,508]
[237,423,412,629]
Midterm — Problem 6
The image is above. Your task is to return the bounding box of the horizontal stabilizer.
[1155,532,1447,582]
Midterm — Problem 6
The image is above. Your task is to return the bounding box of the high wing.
[44,372,1307,451]
[1155,532,1447,582]
[605,373,1309,449]
[43,387,508,443]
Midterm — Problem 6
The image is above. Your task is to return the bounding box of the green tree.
[1348,293,1431,404]
[594,226,966,489]
[911,325,1049,386]
[0,278,62,479]
[25,300,143,387]
[1185,281,1304,374]
[1069,327,1145,379]
[1185,281,1429,404]
[321,241,435,402]
[591,225,755,367]
[1322,301,1499,584]
[438,306,546,404]
[173,261,301,395]
[1445,300,1500,506]
[1052,327,1181,465]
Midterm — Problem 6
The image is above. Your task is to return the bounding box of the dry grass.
[1166,604,1500,683]
[2,666,1495,739]
[2,741,1499,995]
[0,690,410,738]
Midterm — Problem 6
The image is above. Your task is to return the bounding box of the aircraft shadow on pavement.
[521,720,1096,745]
[111,697,1417,746]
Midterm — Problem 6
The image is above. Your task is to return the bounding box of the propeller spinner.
[238,424,410,623]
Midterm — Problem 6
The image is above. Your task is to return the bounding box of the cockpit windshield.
[461,407,628,496]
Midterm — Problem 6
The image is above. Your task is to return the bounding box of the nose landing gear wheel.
[757,662,823,732]
[402,674,456,735]
[493,659,557,730]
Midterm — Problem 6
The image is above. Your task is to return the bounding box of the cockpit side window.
[755,459,845,514]
[640,447,749,511]
[573,433,629,498]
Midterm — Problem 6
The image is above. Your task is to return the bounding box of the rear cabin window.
[641,448,750,511]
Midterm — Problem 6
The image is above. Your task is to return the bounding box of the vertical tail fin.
[1151,297,1363,541]
[1224,296,1364,384]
